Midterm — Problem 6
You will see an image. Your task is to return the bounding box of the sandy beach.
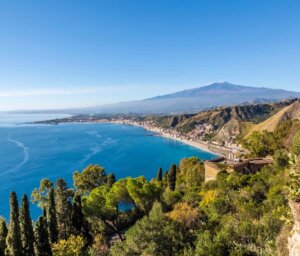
[146,128,217,155]
[118,122,224,157]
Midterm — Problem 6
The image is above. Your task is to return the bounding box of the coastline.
[93,120,225,157]
[140,125,221,157]
[33,118,230,158]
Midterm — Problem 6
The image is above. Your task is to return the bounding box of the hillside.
[248,101,300,134]
[147,99,298,142]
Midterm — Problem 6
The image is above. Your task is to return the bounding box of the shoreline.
[139,125,221,157]
[33,118,230,158]
[91,120,226,157]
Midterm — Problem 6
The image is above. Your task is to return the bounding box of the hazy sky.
[0,0,299,110]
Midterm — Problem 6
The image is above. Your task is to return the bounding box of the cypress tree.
[19,194,35,256]
[168,164,177,191]
[0,218,8,256]
[71,195,84,234]
[56,178,72,240]
[6,192,22,256]
[47,188,58,244]
[42,208,47,219]
[156,167,163,181]
[163,171,169,183]
[34,217,52,256]
[107,173,116,187]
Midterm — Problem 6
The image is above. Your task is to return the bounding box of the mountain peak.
[82,82,300,114]
[202,82,246,90]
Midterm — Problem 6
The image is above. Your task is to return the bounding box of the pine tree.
[168,164,177,191]
[19,194,35,256]
[156,167,163,181]
[34,217,52,256]
[6,192,22,256]
[107,173,116,187]
[0,218,8,256]
[71,195,84,235]
[56,178,72,240]
[47,188,58,244]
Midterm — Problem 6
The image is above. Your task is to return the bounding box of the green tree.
[156,167,162,182]
[83,179,133,241]
[56,179,73,240]
[110,202,183,256]
[162,188,182,207]
[31,179,53,209]
[34,217,52,256]
[71,195,84,235]
[168,164,177,191]
[274,150,289,168]
[107,173,116,188]
[163,171,169,186]
[19,194,35,256]
[178,157,204,193]
[0,218,8,256]
[47,188,58,244]
[243,131,278,157]
[73,164,107,194]
[126,176,162,212]
[6,192,22,256]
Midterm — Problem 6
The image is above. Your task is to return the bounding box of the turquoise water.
[0,114,217,219]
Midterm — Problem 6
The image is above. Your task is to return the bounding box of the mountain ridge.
[144,98,299,143]
[8,82,300,114]
[86,82,300,114]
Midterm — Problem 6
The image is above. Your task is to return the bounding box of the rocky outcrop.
[289,201,300,256]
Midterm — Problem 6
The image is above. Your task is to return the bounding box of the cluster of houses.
[187,123,214,139]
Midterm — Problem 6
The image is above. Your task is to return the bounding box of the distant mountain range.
[10,82,300,114]
[81,82,300,114]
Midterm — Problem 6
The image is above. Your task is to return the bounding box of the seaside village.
[103,118,274,182]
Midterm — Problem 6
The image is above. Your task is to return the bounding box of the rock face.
[289,201,300,256]
[282,101,300,122]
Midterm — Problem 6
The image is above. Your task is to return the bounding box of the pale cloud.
[0,87,105,97]
[0,84,189,111]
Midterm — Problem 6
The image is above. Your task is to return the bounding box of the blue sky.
[0,0,299,110]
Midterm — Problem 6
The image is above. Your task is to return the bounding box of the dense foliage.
[242,120,300,157]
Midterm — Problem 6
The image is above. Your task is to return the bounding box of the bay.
[0,114,217,219]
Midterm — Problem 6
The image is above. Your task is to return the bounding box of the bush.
[274,150,289,168]
[292,130,300,156]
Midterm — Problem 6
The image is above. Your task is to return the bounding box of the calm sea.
[0,113,217,219]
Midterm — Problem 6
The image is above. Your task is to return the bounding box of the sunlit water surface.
[0,113,217,219]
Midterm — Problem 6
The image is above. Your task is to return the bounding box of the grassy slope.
[246,101,300,137]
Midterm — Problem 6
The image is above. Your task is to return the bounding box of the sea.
[0,113,217,220]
